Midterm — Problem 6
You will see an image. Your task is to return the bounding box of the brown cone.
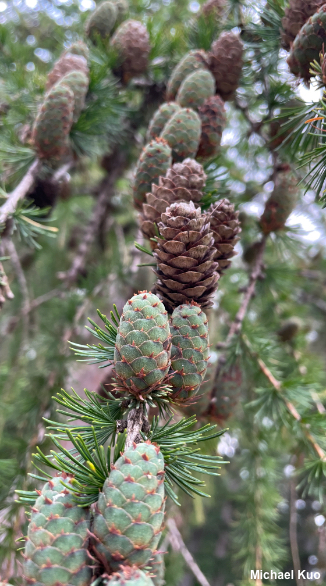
[46,53,89,91]
[153,201,219,312]
[208,32,243,101]
[281,0,325,50]
[140,158,207,243]
[208,199,241,272]
[111,19,150,82]
[201,0,227,19]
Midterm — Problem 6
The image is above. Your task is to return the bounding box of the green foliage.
[70,306,120,366]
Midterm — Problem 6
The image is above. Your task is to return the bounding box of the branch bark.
[226,236,267,344]
[167,518,211,586]
[0,160,40,226]
[57,150,126,285]
[125,407,145,449]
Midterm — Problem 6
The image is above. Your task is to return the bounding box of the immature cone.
[166,50,209,100]
[111,0,129,20]
[281,0,325,50]
[85,1,117,41]
[148,552,165,586]
[206,362,242,422]
[147,102,181,141]
[170,302,209,401]
[32,84,74,160]
[23,474,92,586]
[114,292,171,398]
[111,20,150,82]
[197,95,226,159]
[287,5,326,81]
[140,158,207,242]
[93,442,165,569]
[208,32,243,100]
[59,70,89,122]
[133,139,172,209]
[46,52,89,91]
[161,108,201,162]
[176,69,215,110]
[104,566,154,585]
[63,41,90,61]
[259,166,298,234]
[153,201,219,312]
[201,0,227,19]
[208,199,241,271]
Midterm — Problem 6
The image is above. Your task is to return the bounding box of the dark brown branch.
[167,518,211,586]
[57,150,126,285]
[226,236,267,343]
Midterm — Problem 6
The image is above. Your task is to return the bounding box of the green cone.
[147,102,181,141]
[170,302,209,401]
[85,1,117,41]
[133,139,172,209]
[167,50,209,100]
[287,4,326,81]
[161,108,201,162]
[59,70,89,122]
[104,566,155,585]
[114,292,171,398]
[32,84,74,161]
[148,552,165,586]
[63,41,90,61]
[93,442,165,570]
[111,0,129,20]
[23,474,92,586]
[176,69,215,110]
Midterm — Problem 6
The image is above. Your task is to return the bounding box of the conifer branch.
[243,335,326,461]
[226,236,267,343]
[0,159,40,226]
[167,518,211,586]
[57,150,126,285]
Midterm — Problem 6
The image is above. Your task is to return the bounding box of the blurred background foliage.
[1,0,326,584]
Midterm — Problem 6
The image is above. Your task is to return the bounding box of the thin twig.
[0,261,14,308]
[4,239,30,336]
[290,476,304,586]
[167,518,211,586]
[57,151,126,285]
[0,160,40,225]
[226,236,267,343]
[243,335,326,461]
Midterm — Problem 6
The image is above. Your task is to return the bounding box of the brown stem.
[125,407,145,449]
[226,236,267,343]
[0,160,40,226]
[167,518,211,586]
[0,261,14,308]
[290,477,304,586]
[4,238,30,337]
[57,150,126,285]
